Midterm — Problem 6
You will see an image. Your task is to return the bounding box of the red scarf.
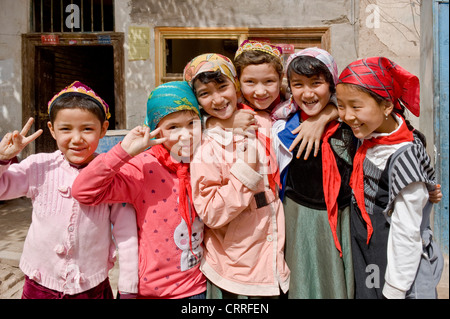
[320,120,342,256]
[301,111,343,255]
[149,144,198,256]
[338,57,420,117]
[239,103,281,195]
[350,117,414,245]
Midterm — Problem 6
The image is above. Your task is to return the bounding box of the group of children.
[0,40,444,299]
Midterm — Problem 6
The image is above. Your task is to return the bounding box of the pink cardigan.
[72,144,206,299]
[0,151,139,295]
[190,111,290,296]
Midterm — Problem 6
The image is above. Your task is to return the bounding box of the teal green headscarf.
[145,81,201,131]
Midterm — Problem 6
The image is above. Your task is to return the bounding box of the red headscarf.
[338,57,420,116]
[339,57,418,245]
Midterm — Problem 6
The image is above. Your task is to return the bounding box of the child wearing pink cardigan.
[0,81,138,298]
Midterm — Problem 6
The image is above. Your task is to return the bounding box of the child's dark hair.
[343,83,427,146]
[49,94,107,124]
[287,55,336,94]
[192,70,228,93]
[234,50,283,79]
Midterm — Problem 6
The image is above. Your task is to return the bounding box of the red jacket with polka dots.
[73,143,206,299]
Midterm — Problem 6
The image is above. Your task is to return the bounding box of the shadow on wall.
[0,59,22,137]
[128,0,251,26]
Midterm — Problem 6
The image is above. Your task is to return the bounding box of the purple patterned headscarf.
[271,47,338,121]
[286,47,339,85]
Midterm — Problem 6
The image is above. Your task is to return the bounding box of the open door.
[33,45,115,153]
[22,33,125,157]
[35,48,57,153]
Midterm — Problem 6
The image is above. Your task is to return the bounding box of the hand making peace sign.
[0,118,43,161]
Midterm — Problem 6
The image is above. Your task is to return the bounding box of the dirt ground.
[0,197,448,299]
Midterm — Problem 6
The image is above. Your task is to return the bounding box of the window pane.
[165,39,238,74]
[32,0,113,32]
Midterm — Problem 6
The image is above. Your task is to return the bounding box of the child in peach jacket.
[184,54,290,297]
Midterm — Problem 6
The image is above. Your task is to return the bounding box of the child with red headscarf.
[337,57,444,299]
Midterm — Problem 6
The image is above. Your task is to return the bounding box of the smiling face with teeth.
[239,63,282,111]
[48,108,109,165]
[193,76,238,120]
[290,72,332,118]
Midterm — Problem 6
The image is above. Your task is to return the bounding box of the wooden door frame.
[247,27,331,50]
[154,27,330,86]
[155,27,249,85]
[21,32,125,156]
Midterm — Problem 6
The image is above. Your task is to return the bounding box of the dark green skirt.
[284,196,354,299]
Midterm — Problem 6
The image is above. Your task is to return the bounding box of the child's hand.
[206,109,258,131]
[120,126,167,157]
[230,109,259,132]
[289,102,338,160]
[236,133,259,171]
[429,184,443,204]
[0,117,43,161]
[289,117,325,160]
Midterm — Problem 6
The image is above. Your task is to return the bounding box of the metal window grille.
[32,0,114,33]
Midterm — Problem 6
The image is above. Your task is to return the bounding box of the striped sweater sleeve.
[384,136,436,216]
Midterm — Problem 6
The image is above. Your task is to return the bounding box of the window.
[154,27,330,85]
[155,28,248,85]
[165,38,239,77]
[32,0,114,33]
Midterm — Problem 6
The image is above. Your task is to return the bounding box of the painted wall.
[0,0,427,143]
[116,0,359,128]
[117,0,424,131]
[0,0,28,137]
[357,0,421,130]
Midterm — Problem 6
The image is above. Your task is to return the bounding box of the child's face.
[194,77,238,120]
[290,72,331,118]
[336,84,393,139]
[240,63,281,110]
[157,110,201,161]
[48,108,108,165]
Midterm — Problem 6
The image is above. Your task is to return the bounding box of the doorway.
[35,45,114,153]
[22,33,125,156]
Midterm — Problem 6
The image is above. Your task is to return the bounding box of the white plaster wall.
[420,0,436,159]
[357,0,422,130]
[119,0,358,128]
[0,0,28,137]
[0,0,426,139]
[115,1,155,127]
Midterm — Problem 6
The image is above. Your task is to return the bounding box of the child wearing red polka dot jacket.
[73,81,206,299]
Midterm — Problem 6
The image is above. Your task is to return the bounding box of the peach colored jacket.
[190,111,290,296]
